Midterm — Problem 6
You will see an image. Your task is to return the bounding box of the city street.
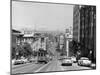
[11,1,96,75]
[12,58,92,74]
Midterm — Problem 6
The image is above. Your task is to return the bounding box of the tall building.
[80,6,96,62]
[73,5,80,42]
[73,5,96,62]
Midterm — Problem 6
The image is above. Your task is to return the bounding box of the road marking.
[34,61,52,72]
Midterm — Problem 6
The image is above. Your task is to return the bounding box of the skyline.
[12,1,73,32]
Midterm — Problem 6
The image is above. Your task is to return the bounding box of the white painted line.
[34,61,52,72]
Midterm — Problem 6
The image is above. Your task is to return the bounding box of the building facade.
[80,6,96,62]
[73,5,80,42]
[12,29,22,47]
[16,33,48,52]
[73,5,96,62]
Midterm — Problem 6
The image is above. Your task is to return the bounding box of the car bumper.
[62,63,72,66]
[14,62,24,65]
[81,63,91,66]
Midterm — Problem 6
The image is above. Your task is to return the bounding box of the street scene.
[11,0,96,75]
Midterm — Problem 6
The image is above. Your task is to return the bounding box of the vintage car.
[13,59,24,65]
[71,56,77,63]
[78,57,91,66]
[61,57,73,66]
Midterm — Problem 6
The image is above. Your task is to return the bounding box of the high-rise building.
[73,5,96,62]
[73,5,81,42]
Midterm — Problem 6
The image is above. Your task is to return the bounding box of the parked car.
[58,56,64,61]
[21,58,28,64]
[58,58,62,60]
[61,57,73,66]
[71,56,77,63]
[13,59,24,65]
[12,59,16,65]
[78,57,91,66]
[49,56,52,61]
[91,63,96,69]
[29,58,36,62]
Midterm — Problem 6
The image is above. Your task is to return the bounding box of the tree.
[22,42,33,58]
[16,45,24,59]
[11,42,34,59]
[12,47,16,59]
[70,40,79,56]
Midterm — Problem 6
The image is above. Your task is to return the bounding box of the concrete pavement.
[35,59,91,72]
[12,62,44,74]
[12,59,92,74]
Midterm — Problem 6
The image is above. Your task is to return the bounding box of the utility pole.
[66,39,69,57]
[65,28,70,57]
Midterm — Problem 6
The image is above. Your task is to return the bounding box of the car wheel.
[45,61,47,64]
[61,64,64,66]
[78,63,81,66]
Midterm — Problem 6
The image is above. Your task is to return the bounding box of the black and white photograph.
[11,0,96,74]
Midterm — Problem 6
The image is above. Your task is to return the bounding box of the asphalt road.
[12,59,92,74]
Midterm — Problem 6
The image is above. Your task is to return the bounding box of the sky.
[12,1,73,32]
